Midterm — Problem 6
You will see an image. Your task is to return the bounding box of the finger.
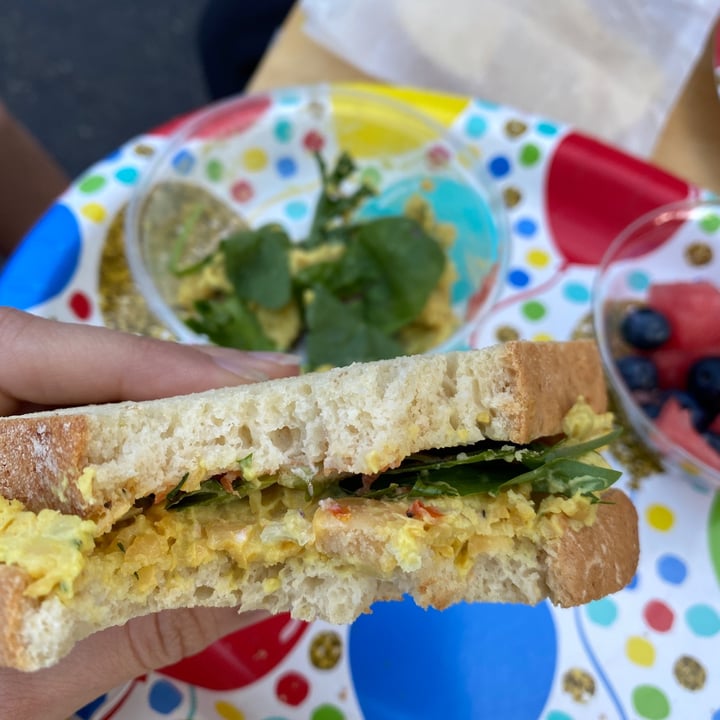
[0,308,299,416]
[4,607,268,720]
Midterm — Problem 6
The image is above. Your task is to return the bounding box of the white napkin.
[302,0,720,156]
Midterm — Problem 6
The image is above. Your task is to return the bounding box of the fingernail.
[199,346,301,381]
[251,351,303,366]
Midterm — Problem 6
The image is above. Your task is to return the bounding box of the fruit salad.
[611,280,720,472]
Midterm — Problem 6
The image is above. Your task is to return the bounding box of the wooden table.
[250,6,720,194]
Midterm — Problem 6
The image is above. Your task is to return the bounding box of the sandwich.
[0,339,638,671]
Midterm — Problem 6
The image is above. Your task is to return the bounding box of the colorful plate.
[2,83,719,720]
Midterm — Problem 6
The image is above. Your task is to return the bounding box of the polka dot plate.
[1,83,719,720]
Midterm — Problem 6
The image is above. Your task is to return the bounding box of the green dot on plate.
[360,166,381,190]
[522,300,546,321]
[311,704,345,720]
[632,685,670,720]
[206,158,223,182]
[699,213,720,233]
[519,143,541,167]
[78,174,106,193]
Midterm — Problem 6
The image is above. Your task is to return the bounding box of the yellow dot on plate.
[626,636,655,667]
[80,202,106,223]
[533,332,554,342]
[646,503,674,531]
[242,147,268,171]
[215,701,245,720]
[526,248,550,268]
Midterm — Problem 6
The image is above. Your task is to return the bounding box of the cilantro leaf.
[221,225,292,309]
[305,285,404,368]
[305,152,376,248]
[324,218,446,333]
[186,296,276,350]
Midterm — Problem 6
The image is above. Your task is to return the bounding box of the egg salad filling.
[0,400,620,603]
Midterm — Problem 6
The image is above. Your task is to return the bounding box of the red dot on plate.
[275,670,310,706]
[303,130,325,153]
[231,180,254,203]
[643,599,674,632]
[69,291,92,320]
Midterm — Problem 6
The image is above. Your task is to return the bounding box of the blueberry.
[620,307,671,350]
[616,355,658,391]
[704,431,720,455]
[687,356,720,414]
[668,390,712,432]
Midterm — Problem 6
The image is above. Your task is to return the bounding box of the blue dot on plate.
[465,115,487,138]
[276,156,298,178]
[536,121,559,136]
[508,268,530,288]
[657,554,687,585]
[626,573,639,590]
[285,199,308,220]
[546,712,573,720]
[172,149,195,175]
[474,98,499,111]
[115,166,139,185]
[514,217,538,237]
[103,147,123,162]
[627,270,650,291]
[488,155,511,178]
[586,597,618,627]
[714,710,720,720]
[274,118,293,142]
[563,281,590,303]
[350,597,557,720]
[0,203,81,309]
[277,92,302,106]
[75,695,107,719]
[148,679,183,714]
[685,604,720,637]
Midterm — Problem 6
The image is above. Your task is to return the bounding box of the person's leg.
[0,102,69,258]
[197,0,294,100]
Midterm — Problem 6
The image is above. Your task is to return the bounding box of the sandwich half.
[0,339,638,671]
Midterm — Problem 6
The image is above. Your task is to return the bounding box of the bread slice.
[0,339,638,671]
[0,488,637,672]
[0,339,606,531]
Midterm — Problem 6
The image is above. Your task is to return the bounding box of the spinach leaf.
[221,225,292,309]
[166,477,242,511]
[186,296,276,351]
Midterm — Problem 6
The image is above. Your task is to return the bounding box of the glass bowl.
[124,85,509,366]
[593,198,720,488]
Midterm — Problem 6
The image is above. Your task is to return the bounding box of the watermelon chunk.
[648,281,720,350]
[656,397,720,471]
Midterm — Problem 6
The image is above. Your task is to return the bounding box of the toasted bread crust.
[0,566,35,670]
[492,339,606,443]
[0,415,91,516]
[545,488,639,606]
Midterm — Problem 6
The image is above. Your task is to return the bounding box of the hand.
[0,308,300,719]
